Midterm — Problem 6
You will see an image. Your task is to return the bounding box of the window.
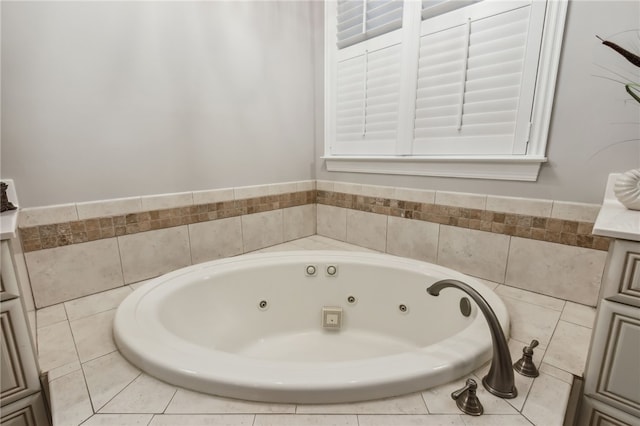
[324,0,568,181]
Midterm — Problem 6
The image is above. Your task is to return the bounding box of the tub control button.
[326,265,338,276]
[305,265,317,276]
[322,307,342,329]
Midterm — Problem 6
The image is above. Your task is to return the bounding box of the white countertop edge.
[1,179,19,240]
[593,173,640,242]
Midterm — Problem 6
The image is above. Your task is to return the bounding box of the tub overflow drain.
[460,297,471,317]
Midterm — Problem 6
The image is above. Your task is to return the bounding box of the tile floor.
[35,236,596,426]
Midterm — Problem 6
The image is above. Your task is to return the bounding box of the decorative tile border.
[316,191,611,252]
[20,191,315,252]
[18,186,610,253]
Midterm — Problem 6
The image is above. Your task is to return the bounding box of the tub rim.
[114,250,509,403]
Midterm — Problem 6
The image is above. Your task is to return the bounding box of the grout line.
[502,234,513,285]
[434,223,441,265]
[185,222,195,267]
[161,387,179,414]
[94,371,143,414]
[115,236,127,286]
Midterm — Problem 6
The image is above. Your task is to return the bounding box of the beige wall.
[1,1,317,207]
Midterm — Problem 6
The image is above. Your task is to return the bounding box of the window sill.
[322,155,547,181]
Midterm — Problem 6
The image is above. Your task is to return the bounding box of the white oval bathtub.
[114,250,509,403]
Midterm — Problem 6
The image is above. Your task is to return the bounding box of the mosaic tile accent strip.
[19,189,609,253]
[20,191,315,252]
[316,191,611,252]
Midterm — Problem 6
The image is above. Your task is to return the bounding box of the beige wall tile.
[437,226,510,283]
[296,180,316,191]
[19,203,78,227]
[283,205,316,242]
[394,187,436,204]
[505,237,606,306]
[241,210,284,253]
[189,217,243,264]
[360,184,396,198]
[268,182,298,195]
[551,201,601,222]
[317,205,347,241]
[345,210,387,252]
[141,192,193,210]
[316,180,335,191]
[76,197,142,219]
[118,226,191,284]
[233,184,270,200]
[486,195,553,217]
[333,182,362,195]
[435,191,486,210]
[386,216,439,262]
[26,238,124,308]
[192,188,234,205]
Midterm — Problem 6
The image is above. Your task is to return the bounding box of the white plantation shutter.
[333,40,403,154]
[421,0,482,20]
[337,0,404,49]
[412,1,545,155]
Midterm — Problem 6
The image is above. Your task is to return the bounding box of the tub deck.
[35,236,595,426]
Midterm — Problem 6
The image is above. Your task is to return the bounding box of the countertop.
[593,173,640,242]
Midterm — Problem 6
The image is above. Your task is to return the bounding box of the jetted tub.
[114,250,509,403]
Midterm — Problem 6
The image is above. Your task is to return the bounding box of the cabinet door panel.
[0,299,40,406]
[584,300,640,417]
[0,393,49,426]
[601,240,640,308]
[580,396,640,426]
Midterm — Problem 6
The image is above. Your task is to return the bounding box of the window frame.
[323,0,568,181]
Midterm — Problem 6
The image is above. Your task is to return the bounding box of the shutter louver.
[421,0,482,20]
[413,3,536,155]
[337,0,404,49]
[333,43,402,154]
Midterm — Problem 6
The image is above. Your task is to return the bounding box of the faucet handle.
[524,339,539,353]
[451,378,483,416]
[514,339,540,377]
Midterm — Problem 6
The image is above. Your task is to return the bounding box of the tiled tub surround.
[18,180,606,308]
[19,182,317,308]
[316,181,608,306]
[36,237,596,426]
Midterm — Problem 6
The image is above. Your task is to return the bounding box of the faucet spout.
[427,279,517,399]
